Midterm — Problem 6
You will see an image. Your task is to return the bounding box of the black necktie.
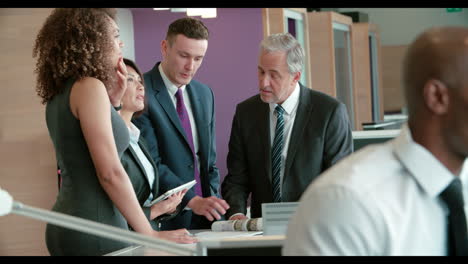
[439,178,468,256]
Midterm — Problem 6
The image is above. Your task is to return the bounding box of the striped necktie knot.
[275,105,285,117]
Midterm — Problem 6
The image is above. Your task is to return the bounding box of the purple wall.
[132,8,263,183]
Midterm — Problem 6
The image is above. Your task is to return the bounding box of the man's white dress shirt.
[283,124,468,255]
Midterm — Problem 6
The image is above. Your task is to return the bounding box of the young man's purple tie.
[175,88,203,197]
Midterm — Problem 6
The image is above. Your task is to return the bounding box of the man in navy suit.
[133,18,229,230]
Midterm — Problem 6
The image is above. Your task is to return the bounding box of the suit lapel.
[284,85,314,177]
[127,145,151,189]
[257,100,272,183]
[138,138,159,197]
[150,64,191,148]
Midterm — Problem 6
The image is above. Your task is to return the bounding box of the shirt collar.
[269,82,300,115]
[393,123,468,198]
[127,122,140,144]
[158,63,186,97]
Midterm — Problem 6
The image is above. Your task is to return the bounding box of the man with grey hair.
[283,27,468,256]
[221,33,353,220]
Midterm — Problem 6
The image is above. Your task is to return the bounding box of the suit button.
[188,164,194,169]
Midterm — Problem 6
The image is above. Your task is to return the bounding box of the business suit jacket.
[221,84,353,219]
[133,62,220,230]
[121,136,179,231]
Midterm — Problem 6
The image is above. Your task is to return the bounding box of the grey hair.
[260,32,304,74]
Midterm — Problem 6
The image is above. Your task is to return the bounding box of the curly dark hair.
[33,8,118,104]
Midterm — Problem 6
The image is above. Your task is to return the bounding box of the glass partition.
[333,22,355,130]
[369,32,381,122]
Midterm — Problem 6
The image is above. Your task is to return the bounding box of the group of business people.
[131,18,354,226]
[33,7,467,256]
[34,8,353,255]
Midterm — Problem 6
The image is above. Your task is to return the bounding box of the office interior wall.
[132,8,263,182]
[0,8,57,255]
[337,8,468,46]
[381,45,408,113]
[338,8,468,113]
[117,8,135,61]
[350,23,373,129]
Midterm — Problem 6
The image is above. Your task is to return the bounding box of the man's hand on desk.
[187,196,230,221]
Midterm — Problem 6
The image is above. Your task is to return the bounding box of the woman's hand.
[108,57,128,108]
[150,189,188,220]
[152,228,198,244]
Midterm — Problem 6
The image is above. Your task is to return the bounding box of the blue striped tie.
[272,105,285,203]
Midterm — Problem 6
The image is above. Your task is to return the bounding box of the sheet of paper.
[194,231,263,241]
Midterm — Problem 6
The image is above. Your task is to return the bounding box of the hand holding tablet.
[148,180,197,206]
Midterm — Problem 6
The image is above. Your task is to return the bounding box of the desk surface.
[107,230,285,256]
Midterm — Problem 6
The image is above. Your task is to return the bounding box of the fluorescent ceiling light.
[187,8,205,16]
[201,8,217,18]
[187,8,217,18]
[153,8,216,18]
[171,8,187,12]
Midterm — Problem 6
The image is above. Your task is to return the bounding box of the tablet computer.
[148,180,196,206]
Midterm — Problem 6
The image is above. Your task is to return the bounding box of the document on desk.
[194,231,263,241]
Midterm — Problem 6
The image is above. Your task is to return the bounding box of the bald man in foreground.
[283,27,468,256]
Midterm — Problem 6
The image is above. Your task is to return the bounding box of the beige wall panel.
[331,12,353,25]
[381,45,408,112]
[267,8,285,35]
[262,8,269,38]
[0,8,57,256]
[351,23,373,130]
[307,12,335,96]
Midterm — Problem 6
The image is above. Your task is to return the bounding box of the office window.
[369,32,381,122]
[333,22,355,130]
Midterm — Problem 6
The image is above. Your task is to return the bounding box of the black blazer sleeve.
[221,104,251,218]
[322,102,354,170]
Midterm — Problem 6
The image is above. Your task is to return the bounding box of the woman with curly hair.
[33,8,196,256]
